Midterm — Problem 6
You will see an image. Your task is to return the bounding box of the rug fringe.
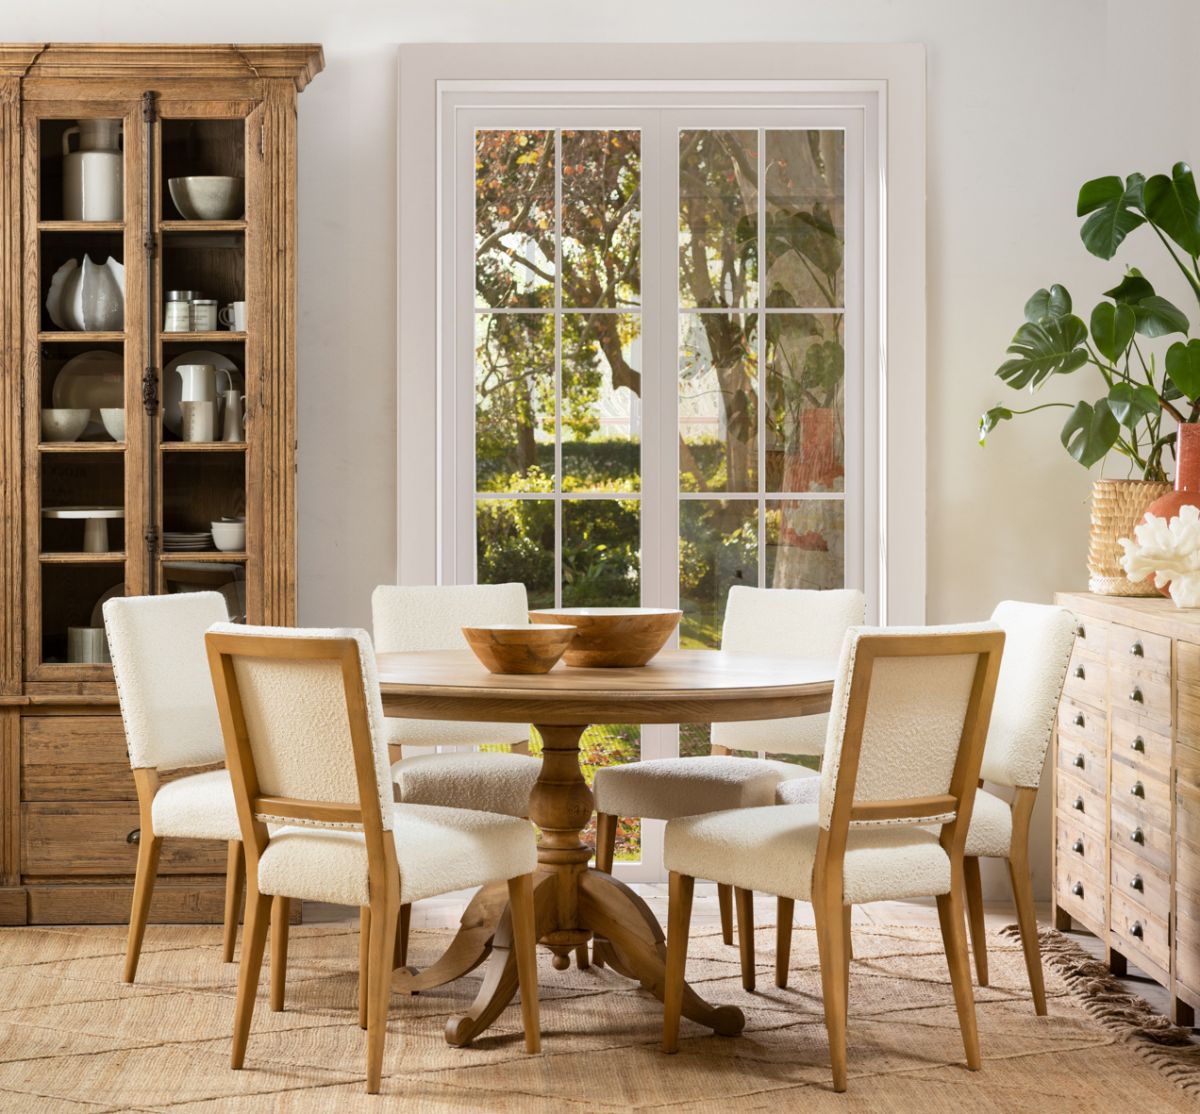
[1000,924,1200,1096]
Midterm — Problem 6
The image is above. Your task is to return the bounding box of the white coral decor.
[1119,504,1200,607]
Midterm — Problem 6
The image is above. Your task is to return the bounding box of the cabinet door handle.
[1130,640,1144,658]
[1072,796,1085,812]
[1129,686,1144,704]
[126,828,140,845]
[1074,665,1086,679]
[1071,882,1084,897]
[1130,921,1145,940]
[1076,624,1086,639]
[1131,781,1145,799]
[1072,839,1085,855]
[1131,827,1146,845]
[1074,713,1086,727]
[1130,874,1144,892]
[1131,735,1146,753]
[1073,754,1086,769]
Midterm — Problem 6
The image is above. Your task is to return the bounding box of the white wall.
[12,0,1200,897]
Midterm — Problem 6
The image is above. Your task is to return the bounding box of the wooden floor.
[311,883,1186,1026]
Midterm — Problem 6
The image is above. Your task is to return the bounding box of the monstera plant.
[980,162,1200,481]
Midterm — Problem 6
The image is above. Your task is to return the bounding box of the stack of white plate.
[162,530,213,552]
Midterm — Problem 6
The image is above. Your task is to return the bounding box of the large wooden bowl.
[462,624,576,675]
[528,607,682,667]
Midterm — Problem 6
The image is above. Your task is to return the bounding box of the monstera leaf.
[1078,174,1146,260]
[1060,400,1120,467]
[1144,163,1200,257]
[1089,301,1136,361]
[978,405,1012,445]
[1101,269,1189,337]
[997,314,1088,390]
[1107,382,1159,429]
[1166,338,1200,401]
[1024,284,1072,323]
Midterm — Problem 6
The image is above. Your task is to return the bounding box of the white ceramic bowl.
[168,176,245,221]
[40,408,90,442]
[210,521,246,552]
[100,408,125,442]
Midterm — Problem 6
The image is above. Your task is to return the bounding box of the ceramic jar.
[62,119,123,221]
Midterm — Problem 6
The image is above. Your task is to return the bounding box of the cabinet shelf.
[38,331,124,344]
[39,553,126,564]
[39,441,124,453]
[159,552,247,562]
[38,220,124,233]
[160,220,246,233]
[161,331,246,344]
[160,441,247,453]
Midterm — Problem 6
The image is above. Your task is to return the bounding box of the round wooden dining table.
[375,648,836,1046]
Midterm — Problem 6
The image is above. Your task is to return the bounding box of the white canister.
[191,299,218,331]
[164,301,191,332]
[62,120,123,222]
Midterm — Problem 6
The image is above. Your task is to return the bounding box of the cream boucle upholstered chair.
[774,600,1076,1014]
[103,592,242,984]
[205,623,540,1095]
[661,624,1005,1092]
[591,586,864,946]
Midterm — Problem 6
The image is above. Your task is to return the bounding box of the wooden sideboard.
[1053,591,1200,1026]
[0,44,321,925]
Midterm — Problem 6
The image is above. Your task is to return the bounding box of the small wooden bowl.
[528,607,682,668]
[462,624,576,675]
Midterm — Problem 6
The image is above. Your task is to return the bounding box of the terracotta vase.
[1145,422,1200,523]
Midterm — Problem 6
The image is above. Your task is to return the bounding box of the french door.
[444,101,877,877]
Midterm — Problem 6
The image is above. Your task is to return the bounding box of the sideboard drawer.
[1178,782,1200,856]
[1179,834,1200,897]
[1109,623,1171,678]
[1109,666,1172,731]
[1057,816,1106,877]
[1176,885,1200,999]
[1111,715,1172,779]
[21,716,132,801]
[1063,649,1108,711]
[1070,615,1108,659]
[1111,799,1172,873]
[1056,732,1107,794]
[1056,857,1106,931]
[1111,757,1170,823]
[20,803,228,876]
[1057,698,1107,752]
[1057,769,1106,835]
[1111,844,1171,916]
[1111,889,1170,974]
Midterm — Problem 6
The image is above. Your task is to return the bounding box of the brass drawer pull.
[1074,665,1086,679]
[1130,874,1144,892]
[1072,839,1085,855]
[1076,624,1086,638]
[1130,640,1144,658]
[1130,921,1145,940]
[1074,713,1086,727]
[1129,687,1144,704]
[1071,882,1084,897]
[1073,754,1086,769]
[1072,796,1085,812]
[126,828,140,845]
[1131,781,1145,799]
[1131,736,1146,753]
[1131,827,1146,845]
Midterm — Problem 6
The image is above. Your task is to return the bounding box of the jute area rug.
[0,918,1196,1113]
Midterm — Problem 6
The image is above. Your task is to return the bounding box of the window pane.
[561,129,641,309]
[475,129,555,309]
[562,314,640,493]
[679,313,757,493]
[476,498,554,607]
[679,129,758,309]
[766,499,844,590]
[680,499,758,648]
[475,313,555,492]
[563,499,640,606]
[764,130,844,308]
[764,313,844,492]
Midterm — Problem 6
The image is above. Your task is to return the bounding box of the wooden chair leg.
[359,906,371,1030]
[508,873,541,1053]
[1007,853,1047,1014]
[717,883,734,946]
[269,895,289,1012]
[842,903,852,1000]
[814,888,849,1092]
[222,840,245,964]
[775,896,794,988]
[123,832,163,983]
[231,891,272,1069]
[734,886,755,991]
[963,855,989,986]
[366,888,400,1094]
[937,877,981,1071]
[662,870,694,1053]
[393,903,410,969]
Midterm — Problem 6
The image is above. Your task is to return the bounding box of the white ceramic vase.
[46,255,125,331]
[62,120,123,222]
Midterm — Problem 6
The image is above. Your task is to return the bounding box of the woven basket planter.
[1088,479,1171,596]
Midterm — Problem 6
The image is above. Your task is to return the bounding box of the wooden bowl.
[528,607,682,667]
[462,624,576,675]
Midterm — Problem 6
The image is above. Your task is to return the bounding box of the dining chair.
[206,623,541,1095]
[591,586,864,948]
[103,591,243,983]
[773,600,1076,1013]
[661,624,1004,1092]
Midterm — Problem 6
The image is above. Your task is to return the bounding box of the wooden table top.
[376,649,837,725]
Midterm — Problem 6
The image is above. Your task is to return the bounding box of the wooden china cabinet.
[0,44,322,924]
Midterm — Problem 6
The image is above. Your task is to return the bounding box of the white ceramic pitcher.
[174,363,232,404]
[62,119,123,222]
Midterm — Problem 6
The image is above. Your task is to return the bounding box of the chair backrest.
[103,592,229,771]
[370,583,530,750]
[979,601,1077,789]
[712,587,866,755]
[818,624,1004,849]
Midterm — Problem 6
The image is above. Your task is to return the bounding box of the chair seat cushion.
[775,773,821,806]
[151,768,241,841]
[392,752,541,818]
[594,756,807,821]
[963,789,1012,858]
[384,716,529,751]
[665,803,951,905]
[257,803,537,908]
